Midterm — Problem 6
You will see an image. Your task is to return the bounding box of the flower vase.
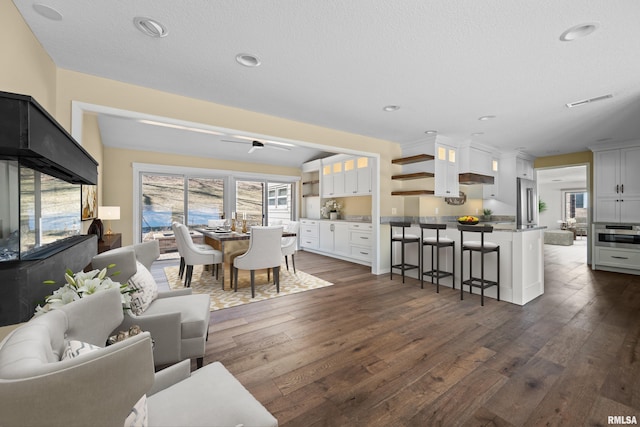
[231,219,236,232]
[330,212,338,220]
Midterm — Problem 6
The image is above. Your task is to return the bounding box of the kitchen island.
[388,221,546,306]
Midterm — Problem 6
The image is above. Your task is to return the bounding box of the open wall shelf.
[391,154,434,165]
[391,172,434,180]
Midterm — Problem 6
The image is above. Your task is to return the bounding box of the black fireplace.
[0,91,99,326]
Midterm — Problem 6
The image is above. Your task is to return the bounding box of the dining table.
[194,227,297,290]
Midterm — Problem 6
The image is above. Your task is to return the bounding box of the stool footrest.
[422,270,453,280]
[462,277,498,289]
[391,263,419,271]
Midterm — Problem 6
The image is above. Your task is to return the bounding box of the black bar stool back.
[458,224,500,306]
[419,223,455,292]
[390,222,420,283]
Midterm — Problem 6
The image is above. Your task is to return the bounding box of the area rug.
[163,264,334,311]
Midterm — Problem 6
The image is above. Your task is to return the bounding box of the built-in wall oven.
[595,224,640,249]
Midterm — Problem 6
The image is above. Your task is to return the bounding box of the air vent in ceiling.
[566,94,613,108]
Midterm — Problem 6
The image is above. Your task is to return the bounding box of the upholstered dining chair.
[172,222,217,281]
[233,226,284,298]
[281,221,300,273]
[173,223,223,287]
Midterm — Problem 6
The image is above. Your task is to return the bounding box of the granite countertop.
[302,217,372,223]
[380,216,546,232]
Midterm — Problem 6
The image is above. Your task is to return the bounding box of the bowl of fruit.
[457,215,479,225]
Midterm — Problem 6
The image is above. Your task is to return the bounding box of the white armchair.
[0,289,278,427]
[233,226,284,298]
[91,240,211,368]
[172,222,222,286]
[281,220,300,273]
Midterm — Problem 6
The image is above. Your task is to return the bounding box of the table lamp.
[99,206,120,235]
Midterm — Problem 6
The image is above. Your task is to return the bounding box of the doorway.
[537,165,590,265]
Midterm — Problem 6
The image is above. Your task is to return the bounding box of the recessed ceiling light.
[236,54,261,67]
[478,115,496,121]
[552,179,563,182]
[134,17,168,38]
[566,94,613,108]
[471,132,484,136]
[597,137,612,142]
[383,105,400,112]
[33,3,63,20]
[560,23,599,41]
[424,130,437,135]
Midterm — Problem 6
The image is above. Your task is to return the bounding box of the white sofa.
[0,289,277,427]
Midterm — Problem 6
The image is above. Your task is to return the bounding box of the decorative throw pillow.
[62,340,148,427]
[128,261,158,315]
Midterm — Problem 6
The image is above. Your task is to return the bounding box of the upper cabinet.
[321,154,373,197]
[345,156,372,195]
[459,143,493,176]
[516,156,534,179]
[434,142,459,197]
[483,157,500,199]
[592,145,640,223]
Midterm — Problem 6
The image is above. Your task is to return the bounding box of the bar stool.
[390,222,420,283]
[419,223,455,292]
[458,224,500,306]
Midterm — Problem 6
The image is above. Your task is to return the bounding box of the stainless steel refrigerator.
[517,177,538,227]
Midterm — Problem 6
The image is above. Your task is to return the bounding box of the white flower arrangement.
[566,217,577,226]
[35,265,132,316]
[320,199,342,218]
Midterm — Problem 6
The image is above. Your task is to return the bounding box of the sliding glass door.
[236,180,264,225]
[235,180,294,226]
[140,173,225,243]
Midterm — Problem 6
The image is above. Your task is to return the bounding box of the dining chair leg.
[250,270,255,298]
[233,267,238,292]
[275,266,280,293]
[178,257,185,279]
[284,255,289,271]
[267,268,271,282]
[292,254,296,274]
[185,265,193,287]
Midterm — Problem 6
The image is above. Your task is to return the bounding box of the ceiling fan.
[223,139,291,154]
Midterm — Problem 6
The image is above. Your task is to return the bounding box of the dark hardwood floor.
[193,243,639,426]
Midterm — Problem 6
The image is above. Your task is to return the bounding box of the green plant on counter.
[538,199,547,213]
[483,208,493,216]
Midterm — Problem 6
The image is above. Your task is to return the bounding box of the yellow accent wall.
[0,2,57,112]
[534,150,593,193]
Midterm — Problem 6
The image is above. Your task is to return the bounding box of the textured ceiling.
[12,0,640,166]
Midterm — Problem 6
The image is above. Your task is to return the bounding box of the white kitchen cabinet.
[349,223,373,262]
[516,156,534,179]
[459,144,493,176]
[344,156,372,195]
[319,221,349,255]
[304,220,372,265]
[594,246,640,272]
[299,219,319,250]
[434,142,459,197]
[483,157,500,199]
[321,156,347,197]
[593,146,640,223]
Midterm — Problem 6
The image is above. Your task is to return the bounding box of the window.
[268,186,289,209]
[140,173,224,242]
[563,189,588,220]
